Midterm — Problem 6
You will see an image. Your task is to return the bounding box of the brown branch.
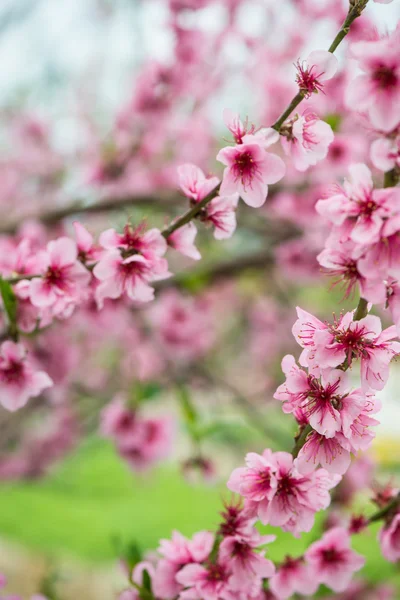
[0,193,183,235]
[272,0,370,131]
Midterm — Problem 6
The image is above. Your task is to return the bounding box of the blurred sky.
[0,0,398,117]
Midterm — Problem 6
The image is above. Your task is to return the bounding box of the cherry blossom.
[305,527,365,592]
[295,50,338,97]
[281,110,334,171]
[0,341,52,411]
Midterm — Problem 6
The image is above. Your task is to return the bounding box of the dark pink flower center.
[119,260,148,278]
[45,266,65,287]
[206,563,227,582]
[218,501,245,537]
[358,198,377,216]
[276,474,296,496]
[230,540,251,560]
[321,547,344,565]
[232,151,259,188]
[295,62,325,97]
[0,360,24,384]
[303,376,343,414]
[373,66,398,90]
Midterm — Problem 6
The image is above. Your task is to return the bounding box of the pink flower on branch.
[295,50,338,97]
[274,355,367,437]
[227,449,337,535]
[345,33,400,132]
[379,513,400,563]
[219,531,275,594]
[0,341,52,411]
[269,556,318,600]
[94,223,170,306]
[316,163,400,246]
[292,308,400,391]
[28,237,91,311]
[167,222,201,260]
[305,527,365,592]
[217,117,285,207]
[281,110,334,172]
[178,163,219,202]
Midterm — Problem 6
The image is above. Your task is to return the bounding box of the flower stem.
[271,92,305,132]
[272,0,369,132]
[367,492,400,524]
[161,184,220,238]
[353,297,368,321]
[384,168,400,189]
[328,0,370,53]
[292,424,312,458]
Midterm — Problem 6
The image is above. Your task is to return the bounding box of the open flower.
[217,126,285,207]
[295,50,338,97]
[29,237,91,310]
[379,513,400,563]
[316,163,400,245]
[305,527,365,592]
[345,33,400,132]
[0,341,52,411]
[281,110,333,172]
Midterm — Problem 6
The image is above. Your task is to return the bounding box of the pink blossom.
[269,556,318,599]
[295,50,338,97]
[0,341,52,411]
[388,279,400,335]
[317,243,386,303]
[101,394,174,471]
[217,136,285,208]
[118,415,174,471]
[316,163,400,245]
[94,251,159,305]
[379,513,400,562]
[281,110,333,172]
[205,194,238,240]
[176,560,233,600]
[228,449,337,534]
[223,109,258,145]
[296,431,351,475]
[219,531,275,594]
[227,449,277,523]
[178,163,219,202]
[274,355,367,438]
[29,237,91,309]
[147,290,215,361]
[100,395,137,444]
[167,222,201,260]
[305,527,365,592]
[73,221,101,263]
[94,224,170,306]
[154,530,214,599]
[371,136,400,172]
[292,308,400,391]
[345,34,400,132]
[357,214,400,282]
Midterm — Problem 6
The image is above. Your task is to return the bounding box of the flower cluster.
[216,112,286,208]
[273,307,399,475]
[118,506,366,599]
[316,163,400,325]
[101,394,174,471]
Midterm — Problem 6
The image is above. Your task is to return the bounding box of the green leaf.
[324,113,342,132]
[177,385,198,426]
[142,569,152,592]
[112,536,142,571]
[0,276,18,339]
